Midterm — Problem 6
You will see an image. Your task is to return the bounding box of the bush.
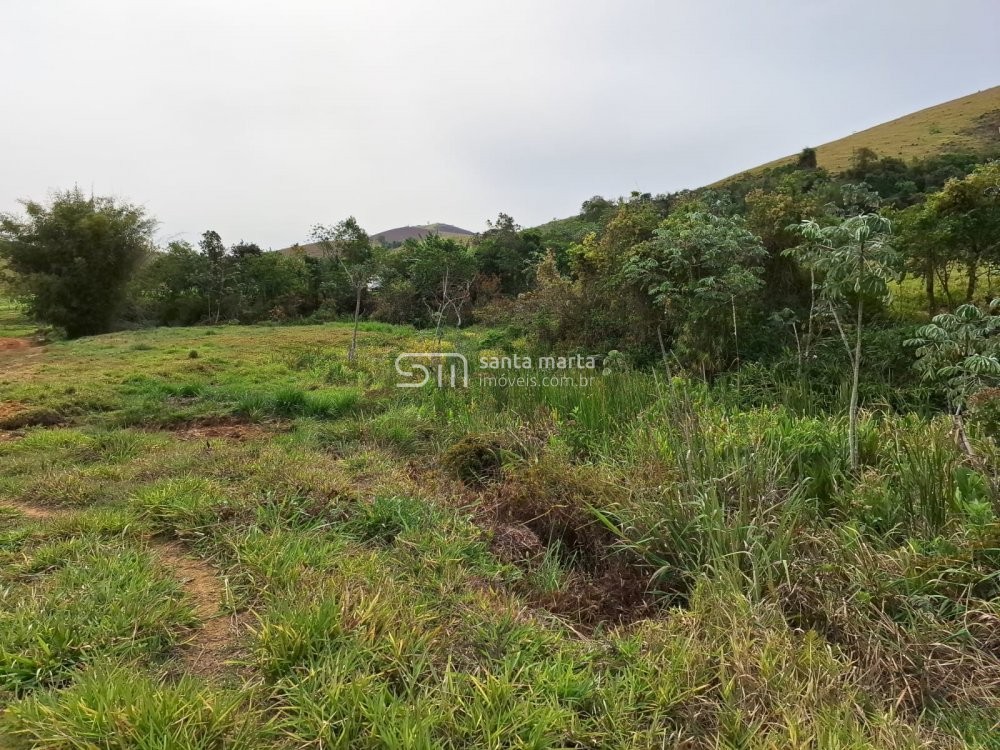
[0,188,155,337]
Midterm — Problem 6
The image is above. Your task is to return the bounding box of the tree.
[232,251,311,322]
[787,214,903,470]
[580,196,615,223]
[133,240,211,325]
[391,235,476,344]
[0,188,155,337]
[925,162,1000,302]
[230,241,263,260]
[471,213,543,295]
[311,217,378,362]
[906,301,1000,457]
[198,230,231,323]
[623,210,767,374]
[796,147,818,170]
[895,204,951,314]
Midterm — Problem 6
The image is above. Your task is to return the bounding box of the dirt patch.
[0,338,32,351]
[479,466,662,630]
[527,563,658,630]
[0,402,63,430]
[0,499,241,677]
[409,457,663,631]
[490,523,545,563]
[0,500,60,521]
[150,540,242,677]
[159,417,283,442]
[172,423,272,441]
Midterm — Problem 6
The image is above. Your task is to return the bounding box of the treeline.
[1,147,998,378]
[0,199,543,339]
[510,147,1000,370]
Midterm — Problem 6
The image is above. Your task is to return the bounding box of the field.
[2,307,1000,748]
[722,85,1000,182]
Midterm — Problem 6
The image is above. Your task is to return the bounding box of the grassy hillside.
[537,86,999,239]
[2,306,1000,745]
[725,85,1000,181]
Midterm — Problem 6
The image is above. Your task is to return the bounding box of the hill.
[278,223,475,257]
[372,223,474,246]
[535,86,1000,244]
[720,85,1000,182]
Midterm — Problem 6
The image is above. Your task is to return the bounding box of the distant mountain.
[372,223,474,246]
[277,222,474,257]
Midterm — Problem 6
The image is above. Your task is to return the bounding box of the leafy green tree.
[133,240,211,325]
[796,147,818,170]
[311,217,379,362]
[623,210,767,373]
[895,203,951,313]
[233,252,311,321]
[230,241,263,260]
[471,213,543,295]
[0,188,155,337]
[387,235,476,342]
[925,161,1000,302]
[787,214,903,469]
[579,196,615,223]
[198,230,231,323]
[906,301,1000,460]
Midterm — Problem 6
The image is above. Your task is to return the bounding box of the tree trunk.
[434,308,444,349]
[349,286,362,363]
[966,258,979,302]
[937,265,953,306]
[848,299,863,471]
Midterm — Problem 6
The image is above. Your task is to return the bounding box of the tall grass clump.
[5,665,259,749]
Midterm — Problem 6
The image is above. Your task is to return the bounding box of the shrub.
[441,434,506,484]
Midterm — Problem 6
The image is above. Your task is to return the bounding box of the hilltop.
[718,85,1000,183]
[278,222,474,257]
[535,86,999,244]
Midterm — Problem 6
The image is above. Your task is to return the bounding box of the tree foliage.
[624,210,767,371]
[787,214,902,468]
[0,188,155,337]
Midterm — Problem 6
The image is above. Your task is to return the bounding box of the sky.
[1,1,998,249]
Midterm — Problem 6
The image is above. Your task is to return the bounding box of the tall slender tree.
[311,217,378,363]
[787,214,902,470]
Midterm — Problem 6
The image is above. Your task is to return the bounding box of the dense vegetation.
[1,142,1000,747]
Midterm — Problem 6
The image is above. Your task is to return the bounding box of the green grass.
[2,319,1000,747]
[0,299,36,338]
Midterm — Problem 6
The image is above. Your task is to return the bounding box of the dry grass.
[722,85,1000,182]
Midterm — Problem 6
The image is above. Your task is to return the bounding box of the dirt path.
[0,499,239,677]
[0,338,32,352]
[0,337,47,378]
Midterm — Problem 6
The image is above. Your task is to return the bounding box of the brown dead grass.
[168,422,275,442]
[479,463,661,629]
[717,85,1000,182]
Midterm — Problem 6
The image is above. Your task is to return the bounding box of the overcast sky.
[2,1,997,248]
